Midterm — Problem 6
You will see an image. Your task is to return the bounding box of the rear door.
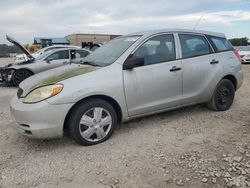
[123,34,183,116]
[40,50,70,71]
[179,33,224,105]
[206,35,239,67]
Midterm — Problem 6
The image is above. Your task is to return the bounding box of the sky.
[0,0,250,44]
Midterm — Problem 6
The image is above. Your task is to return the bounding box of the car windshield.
[33,48,44,55]
[236,46,250,51]
[84,36,141,66]
[35,50,55,60]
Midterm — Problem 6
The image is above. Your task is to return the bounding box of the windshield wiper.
[80,60,99,67]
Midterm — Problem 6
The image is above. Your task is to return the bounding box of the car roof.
[48,47,91,53]
[43,45,80,50]
[126,28,226,38]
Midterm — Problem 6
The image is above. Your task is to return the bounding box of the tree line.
[0,37,249,55]
[0,44,22,55]
[229,37,250,46]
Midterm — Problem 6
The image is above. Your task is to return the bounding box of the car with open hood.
[0,36,91,86]
[10,29,243,146]
[15,44,80,64]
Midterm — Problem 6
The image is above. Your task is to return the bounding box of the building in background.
[66,33,121,47]
[34,37,70,48]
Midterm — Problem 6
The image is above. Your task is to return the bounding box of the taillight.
[233,49,241,62]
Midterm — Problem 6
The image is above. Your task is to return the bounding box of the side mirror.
[46,57,53,63]
[123,57,144,70]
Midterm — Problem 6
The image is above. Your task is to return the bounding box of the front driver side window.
[48,50,69,61]
[133,34,176,66]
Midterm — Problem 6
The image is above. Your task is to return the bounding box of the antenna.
[193,14,204,30]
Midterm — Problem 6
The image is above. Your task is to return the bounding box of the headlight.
[23,84,63,103]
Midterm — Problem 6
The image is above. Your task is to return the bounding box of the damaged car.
[15,44,81,64]
[10,29,243,146]
[0,36,91,86]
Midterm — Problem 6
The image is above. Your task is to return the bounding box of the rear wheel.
[68,99,117,146]
[12,69,33,86]
[207,79,235,111]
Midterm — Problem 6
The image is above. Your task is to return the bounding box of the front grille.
[17,88,23,98]
[24,130,32,135]
[20,124,30,128]
[0,68,4,82]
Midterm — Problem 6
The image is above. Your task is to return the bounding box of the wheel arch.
[14,68,34,75]
[63,95,123,132]
[222,74,237,90]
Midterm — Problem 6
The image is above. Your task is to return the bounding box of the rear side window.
[206,36,233,52]
[179,34,211,58]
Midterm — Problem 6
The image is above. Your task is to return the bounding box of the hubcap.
[79,107,112,142]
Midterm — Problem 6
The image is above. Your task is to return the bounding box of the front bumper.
[0,67,15,84]
[241,58,250,63]
[241,56,250,63]
[10,95,74,139]
[0,68,3,82]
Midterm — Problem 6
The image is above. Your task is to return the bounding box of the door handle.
[169,66,181,72]
[210,59,219,64]
[63,61,69,65]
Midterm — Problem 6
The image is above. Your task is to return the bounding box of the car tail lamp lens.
[233,49,241,62]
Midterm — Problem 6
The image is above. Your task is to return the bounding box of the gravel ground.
[0,58,249,188]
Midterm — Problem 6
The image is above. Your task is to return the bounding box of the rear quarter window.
[206,35,233,52]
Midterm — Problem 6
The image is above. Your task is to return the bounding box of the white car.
[235,46,250,63]
[15,45,80,64]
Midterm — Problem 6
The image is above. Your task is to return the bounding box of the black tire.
[68,99,117,146]
[207,79,235,111]
[12,69,33,86]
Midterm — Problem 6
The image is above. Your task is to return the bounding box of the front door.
[123,34,182,116]
[40,50,70,72]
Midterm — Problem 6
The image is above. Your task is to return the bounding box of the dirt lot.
[0,57,249,188]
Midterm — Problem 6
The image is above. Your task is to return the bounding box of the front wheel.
[68,99,117,146]
[207,79,235,111]
[12,69,33,86]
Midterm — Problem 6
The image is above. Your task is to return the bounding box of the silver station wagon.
[10,29,243,146]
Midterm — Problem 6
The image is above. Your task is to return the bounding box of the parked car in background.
[15,44,80,64]
[235,46,250,63]
[0,36,91,86]
[82,42,104,52]
[10,29,243,146]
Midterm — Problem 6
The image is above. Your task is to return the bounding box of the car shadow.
[18,104,213,150]
[116,104,212,132]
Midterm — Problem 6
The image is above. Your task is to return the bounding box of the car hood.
[238,51,250,56]
[19,64,98,96]
[6,35,34,60]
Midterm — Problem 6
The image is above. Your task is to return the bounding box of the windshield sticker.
[124,37,140,42]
